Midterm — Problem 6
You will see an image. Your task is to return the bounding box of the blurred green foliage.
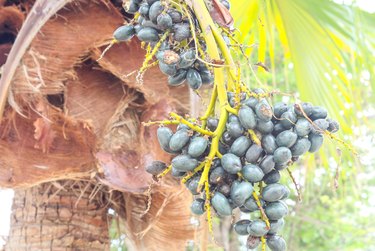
[231,0,375,250]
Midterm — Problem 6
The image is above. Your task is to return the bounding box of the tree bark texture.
[1,0,200,250]
[5,181,110,251]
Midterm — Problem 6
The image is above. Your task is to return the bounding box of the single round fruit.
[262,134,277,154]
[188,136,208,157]
[136,27,159,42]
[168,69,187,86]
[145,161,167,175]
[218,184,231,197]
[113,25,135,41]
[259,155,275,174]
[200,69,214,84]
[168,9,182,23]
[173,23,191,41]
[221,153,242,174]
[273,147,292,164]
[268,219,285,235]
[221,0,231,9]
[234,219,251,235]
[309,106,327,120]
[125,1,139,14]
[221,131,234,145]
[272,123,285,136]
[276,131,298,148]
[159,61,177,76]
[243,97,258,109]
[267,235,287,251]
[191,198,205,215]
[290,138,311,156]
[294,102,313,117]
[255,101,273,122]
[280,111,297,129]
[230,136,251,157]
[247,220,269,237]
[160,50,180,65]
[169,129,190,151]
[209,166,226,184]
[256,120,274,134]
[261,183,290,202]
[149,1,164,23]
[265,201,288,220]
[211,192,232,216]
[157,13,173,29]
[263,169,281,184]
[171,155,198,171]
[244,197,264,212]
[186,68,202,90]
[311,119,329,134]
[139,3,150,18]
[207,118,219,131]
[230,181,253,206]
[295,118,312,137]
[157,127,173,152]
[178,49,196,69]
[308,133,324,152]
[327,119,340,133]
[171,167,185,177]
[246,144,263,163]
[273,102,288,118]
[227,121,244,138]
[238,105,257,129]
[242,164,264,183]
[186,176,200,195]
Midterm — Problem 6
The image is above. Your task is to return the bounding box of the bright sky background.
[338,0,375,12]
[0,0,374,249]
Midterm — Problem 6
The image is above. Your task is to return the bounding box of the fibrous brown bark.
[5,181,110,251]
[1,0,200,250]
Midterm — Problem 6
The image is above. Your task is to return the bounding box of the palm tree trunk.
[5,181,109,251]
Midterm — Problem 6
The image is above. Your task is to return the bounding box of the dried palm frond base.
[5,179,200,251]
[0,0,203,250]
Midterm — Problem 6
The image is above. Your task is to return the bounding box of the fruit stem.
[261,236,266,251]
[169,112,214,136]
[157,165,172,179]
[248,129,261,145]
[252,191,270,228]
[191,0,237,237]
[181,161,206,184]
[204,180,213,233]
[138,30,170,75]
[225,105,238,115]
[142,119,181,126]
[200,85,217,129]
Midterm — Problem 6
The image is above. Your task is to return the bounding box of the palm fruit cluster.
[112,0,230,89]
[146,89,339,251]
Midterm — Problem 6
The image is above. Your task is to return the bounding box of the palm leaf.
[231,1,374,249]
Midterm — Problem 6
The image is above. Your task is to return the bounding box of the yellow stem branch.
[252,191,270,228]
[181,161,206,184]
[226,105,238,115]
[200,85,218,128]
[157,165,172,179]
[261,236,266,251]
[142,120,180,126]
[248,129,261,145]
[169,112,213,136]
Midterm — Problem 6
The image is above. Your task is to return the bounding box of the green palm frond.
[231,0,374,133]
[230,1,375,249]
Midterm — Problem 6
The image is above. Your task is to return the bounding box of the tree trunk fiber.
[5,181,109,251]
